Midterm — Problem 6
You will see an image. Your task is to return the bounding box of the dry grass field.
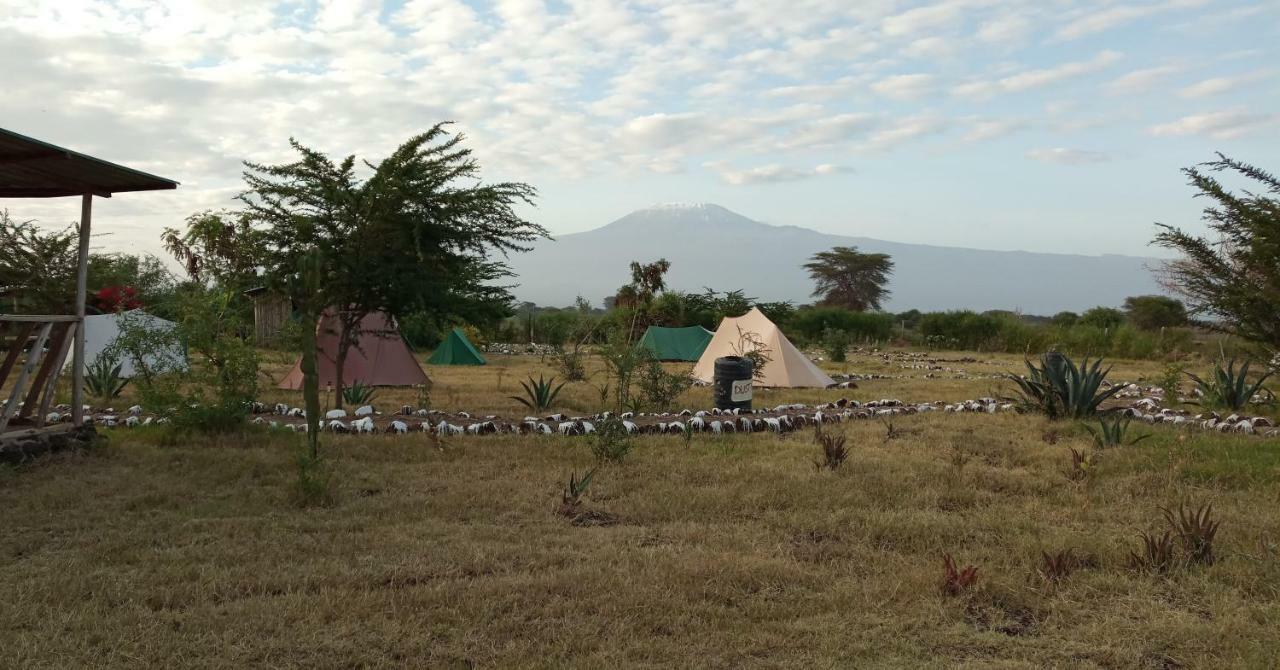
[4,348,1280,668]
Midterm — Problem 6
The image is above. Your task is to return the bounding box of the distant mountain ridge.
[509,203,1164,314]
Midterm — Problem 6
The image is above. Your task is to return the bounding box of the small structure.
[693,307,834,388]
[638,325,714,362]
[428,327,487,366]
[0,128,177,442]
[244,287,292,346]
[278,309,429,389]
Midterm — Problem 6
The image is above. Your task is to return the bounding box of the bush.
[919,311,1002,350]
[791,307,893,344]
[635,357,693,412]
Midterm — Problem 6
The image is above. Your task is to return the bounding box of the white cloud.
[1026,148,1112,165]
[705,161,854,185]
[977,14,1033,44]
[954,51,1123,99]
[1149,109,1280,139]
[882,3,964,37]
[1178,70,1273,98]
[870,73,937,100]
[1055,1,1207,41]
[1106,65,1181,94]
[962,118,1029,142]
[863,115,950,150]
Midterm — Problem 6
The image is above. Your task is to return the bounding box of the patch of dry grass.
[4,350,1280,667]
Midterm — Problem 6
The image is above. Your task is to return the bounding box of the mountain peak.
[598,202,773,234]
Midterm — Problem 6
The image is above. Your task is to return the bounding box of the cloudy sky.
[3,0,1277,263]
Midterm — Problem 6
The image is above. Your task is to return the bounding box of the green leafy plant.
[1066,447,1096,482]
[294,449,335,508]
[1006,353,1126,419]
[341,380,377,406]
[1157,363,1184,406]
[1129,530,1176,574]
[636,357,693,412]
[821,327,850,362]
[84,354,129,400]
[551,345,588,382]
[591,415,633,463]
[1187,358,1274,411]
[559,467,597,513]
[510,374,566,412]
[813,428,849,471]
[1162,503,1220,566]
[941,554,979,596]
[1085,415,1150,448]
[730,326,773,382]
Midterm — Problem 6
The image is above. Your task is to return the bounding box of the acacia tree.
[0,210,76,313]
[162,210,264,289]
[804,246,893,311]
[240,124,545,417]
[1153,154,1280,351]
[614,258,671,340]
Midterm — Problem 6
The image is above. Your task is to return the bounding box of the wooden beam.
[0,150,70,165]
[0,322,36,389]
[0,315,80,323]
[0,422,76,443]
[71,194,91,427]
[37,323,74,428]
[20,322,70,421]
[0,321,53,433]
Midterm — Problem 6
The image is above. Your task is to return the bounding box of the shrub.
[919,310,1002,350]
[1006,353,1126,419]
[821,327,850,362]
[84,354,129,400]
[294,449,335,508]
[1187,357,1274,410]
[941,554,979,596]
[791,307,893,344]
[636,358,693,412]
[1162,503,1220,566]
[1157,363,1183,405]
[510,374,566,412]
[813,429,849,471]
[591,415,633,463]
[341,380,376,406]
[551,345,588,382]
[1085,415,1150,448]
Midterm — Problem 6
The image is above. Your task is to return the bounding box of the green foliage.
[730,326,772,383]
[1153,154,1280,350]
[561,467,597,508]
[1162,503,1220,566]
[1006,353,1126,420]
[919,311,1003,350]
[1085,415,1150,448]
[821,327,850,362]
[635,357,693,412]
[134,286,260,434]
[791,307,894,344]
[0,210,76,314]
[341,380,377,406]
[83,355,129,400]
[1051,311,1079,327]
[1080,306,1125,330]
[510,374,566,412]
[294,449,335,508]
[804,246,894,311]
[590,415,633,463]
[1124,295,1187,330]
[598,333,646,412]
[1187,358,1274,410]
[1157,363,1184,405]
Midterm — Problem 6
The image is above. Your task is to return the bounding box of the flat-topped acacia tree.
[239,124,546,449]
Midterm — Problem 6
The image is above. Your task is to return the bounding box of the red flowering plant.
[93,285,142,312]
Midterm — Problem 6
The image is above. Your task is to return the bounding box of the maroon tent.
[278,310,429,390]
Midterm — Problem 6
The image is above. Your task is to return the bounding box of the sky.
[2,0,1277,264]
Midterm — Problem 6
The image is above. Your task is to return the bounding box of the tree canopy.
[803,246,893,311]
[1123,295,1187,330]
[1153,154,1280,351]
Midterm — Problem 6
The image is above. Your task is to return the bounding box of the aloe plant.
[1006,353,1126,419]
[84,355,129,399]
[562,467,597,508]
[1085,415,1150,448]
[342,380,377,405]
[510,374,566,412]
[1186,358,1273,411]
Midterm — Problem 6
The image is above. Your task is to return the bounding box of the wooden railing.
[0,315,78,435]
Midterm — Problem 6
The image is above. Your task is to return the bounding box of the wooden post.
[71,193,92,427]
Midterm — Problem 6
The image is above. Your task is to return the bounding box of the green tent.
[428,327,487,365]
[637,326,714,362]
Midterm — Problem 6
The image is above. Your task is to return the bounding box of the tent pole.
[71,193,91,427]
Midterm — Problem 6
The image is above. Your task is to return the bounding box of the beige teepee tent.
[693,307,834,388]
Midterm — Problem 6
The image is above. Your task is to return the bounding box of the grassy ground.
[4,348,1280,668]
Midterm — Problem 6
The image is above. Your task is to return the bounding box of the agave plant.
[510,374,566,412]
[814,429,850,471]
[1186,358,1274,411]
[84,354,129,399]
[1162,503,1220,565]
[1128,530,1176,574]
[341,380,377,405]
[1006,353,1126,420]
[1085,415,1151,448]
[561,467,597,510]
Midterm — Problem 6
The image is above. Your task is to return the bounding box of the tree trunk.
[301,307,321,459]
[334,327,349,409]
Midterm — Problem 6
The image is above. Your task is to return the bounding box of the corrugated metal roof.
[0,127,178,198]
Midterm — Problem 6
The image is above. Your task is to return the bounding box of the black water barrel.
[713,356,753,410]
